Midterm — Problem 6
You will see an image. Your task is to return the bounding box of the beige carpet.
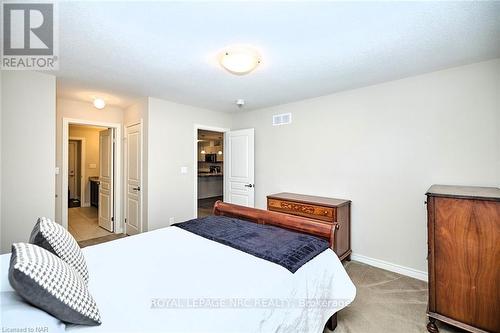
[327,261,462,333]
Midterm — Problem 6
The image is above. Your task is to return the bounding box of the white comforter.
[1,226,355,333]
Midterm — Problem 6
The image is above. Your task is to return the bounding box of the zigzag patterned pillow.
[30,217,89,283]
[9,243,101,325]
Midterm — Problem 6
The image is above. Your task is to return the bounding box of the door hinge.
[111,217,114,222]
[125,218,127,224]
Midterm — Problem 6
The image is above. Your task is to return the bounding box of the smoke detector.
[236,99,245,108]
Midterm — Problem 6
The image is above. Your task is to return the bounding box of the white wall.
[147,98,231,230]
[0,71,2,249]
[1,71,56,254]
[0,71,2,246]
[55,98,124,222]
[232,59,500,273]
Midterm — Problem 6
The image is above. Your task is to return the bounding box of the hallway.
[197,196,222,218]
[68,206,112,242]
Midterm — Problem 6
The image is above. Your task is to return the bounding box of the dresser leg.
[427,318,439,333]
[326,313,338,331]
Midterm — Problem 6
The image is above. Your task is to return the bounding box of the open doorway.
[67,125,114,242]
[197,129,224,217]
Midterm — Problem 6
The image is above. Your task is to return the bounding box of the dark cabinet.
[90,178,99,208]
[426,185,500,333]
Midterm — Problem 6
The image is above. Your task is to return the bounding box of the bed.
[0,202,356,332]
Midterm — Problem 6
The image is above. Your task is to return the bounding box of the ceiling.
[55,1,500,112]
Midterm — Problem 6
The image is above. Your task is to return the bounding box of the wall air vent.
[272,113,292,126]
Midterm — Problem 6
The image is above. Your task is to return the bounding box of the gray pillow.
[1,291,65,333]
[8,243,101,326]
[30,217,89,283]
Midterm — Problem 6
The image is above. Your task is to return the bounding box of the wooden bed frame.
[213,200,340,331]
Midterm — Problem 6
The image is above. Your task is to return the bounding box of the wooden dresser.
[426,185,500,333]
[267,192,351,261]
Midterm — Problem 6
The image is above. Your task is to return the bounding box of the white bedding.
[1,226,355,333]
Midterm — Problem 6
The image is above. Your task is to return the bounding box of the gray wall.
[231,59,500,273]
[147,98,231,229]
[0,59,498,273]
[1,71,56,254]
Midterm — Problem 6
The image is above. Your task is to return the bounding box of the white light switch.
[180,166,188,174]
[55,167,60,175]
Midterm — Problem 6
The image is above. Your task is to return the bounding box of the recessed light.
[93,98,106,109]
[219,45,261,75]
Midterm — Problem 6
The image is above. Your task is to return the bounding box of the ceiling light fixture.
[93,98,106,109]
[219,45,261,75]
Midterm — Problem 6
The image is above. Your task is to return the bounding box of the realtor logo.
[2,2,58,70]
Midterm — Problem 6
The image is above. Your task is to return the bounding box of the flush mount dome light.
[93,98,106,109]
[219,46,261,75]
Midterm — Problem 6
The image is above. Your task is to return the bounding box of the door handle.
[244,184,254,188]
[132,186,141,191]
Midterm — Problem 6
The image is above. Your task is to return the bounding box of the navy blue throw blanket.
[175,216,329,273]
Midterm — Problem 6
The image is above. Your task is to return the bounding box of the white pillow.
[9,243,101,325]
[29,217,89,283]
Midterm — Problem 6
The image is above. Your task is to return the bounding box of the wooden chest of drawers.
[267,192,351,261]
[426,185,500,333]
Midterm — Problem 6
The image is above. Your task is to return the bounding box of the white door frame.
[62,118,122,233]
[68,137,86,205]
[124,120,144,234]
[193,124,229,218]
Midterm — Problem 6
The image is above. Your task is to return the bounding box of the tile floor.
[68,206,113,242]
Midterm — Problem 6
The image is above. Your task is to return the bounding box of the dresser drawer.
[268,198,334,222]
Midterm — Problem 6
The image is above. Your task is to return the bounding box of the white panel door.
[224,128,255,207]
[99,128,114,232]
[125,123,142,235]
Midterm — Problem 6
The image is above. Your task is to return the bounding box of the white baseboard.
[81,202,91,208]
[350,253,428,282]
